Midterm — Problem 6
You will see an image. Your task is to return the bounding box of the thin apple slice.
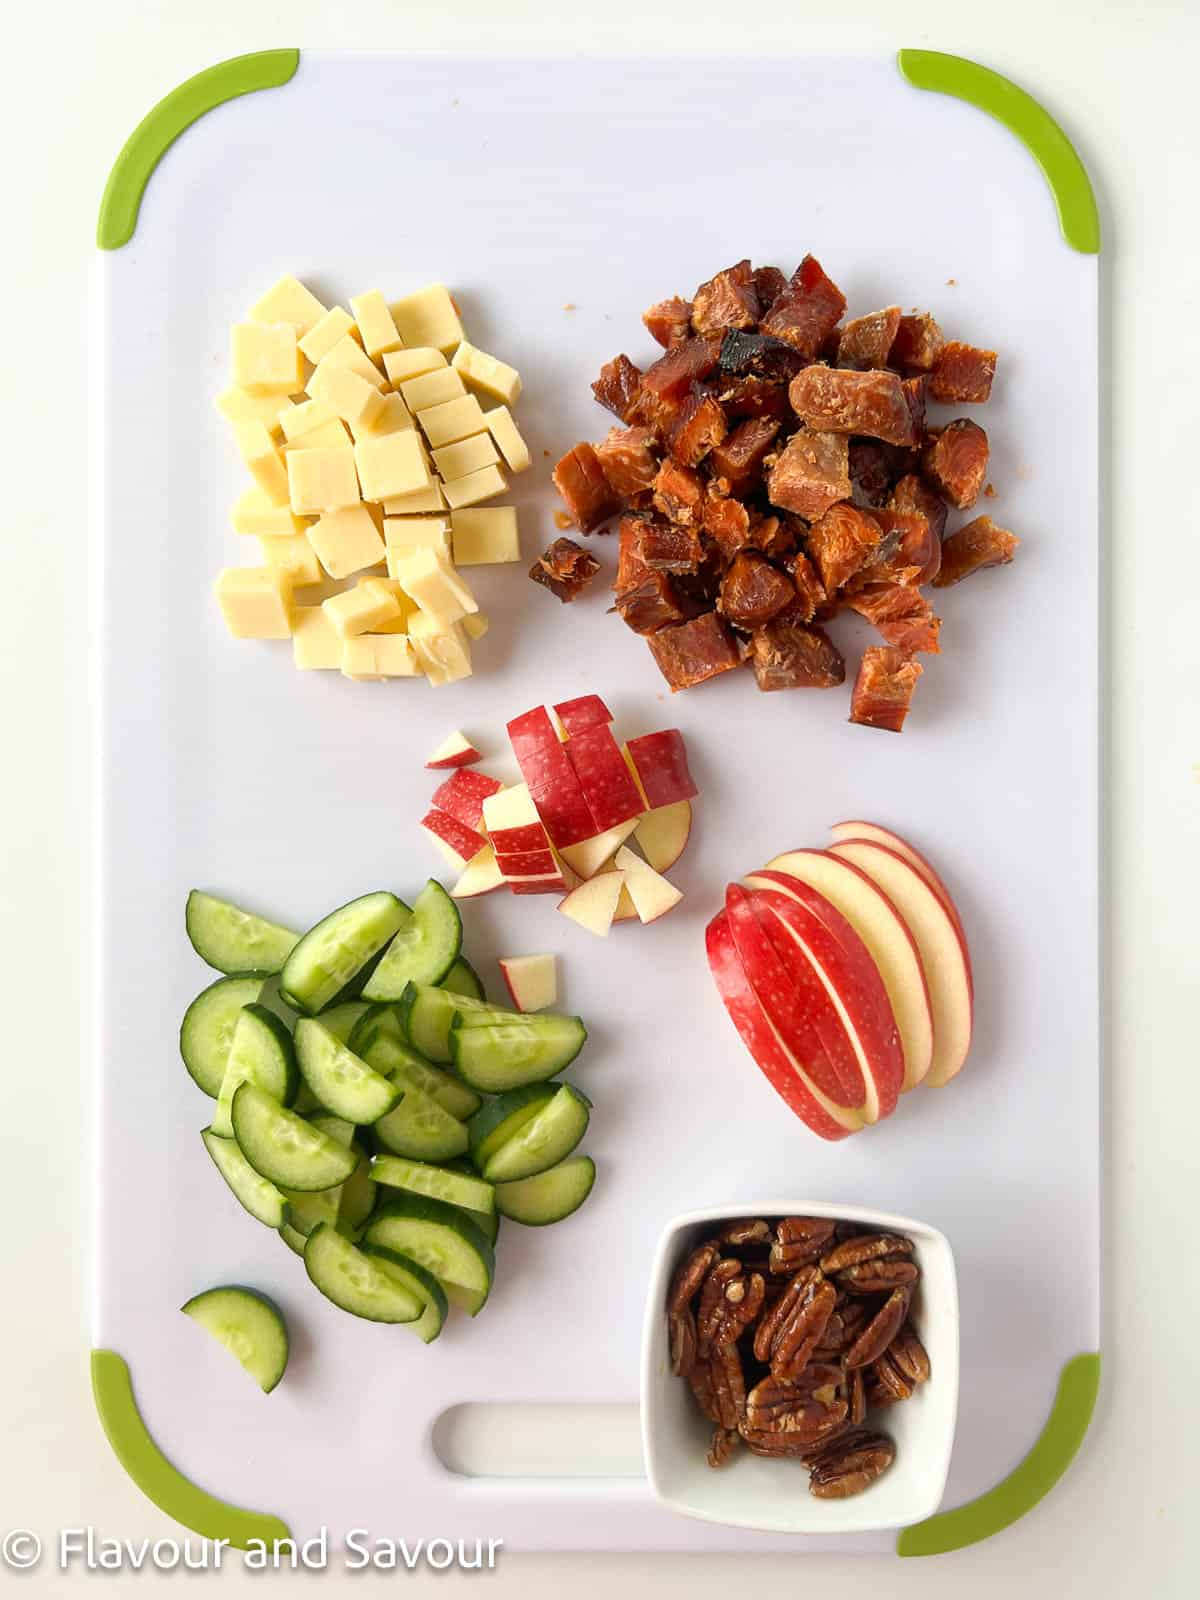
[762,849,934,1093]
[499,954,558,1012]
[420,807,487,871]
[705,910,861,1140]
[613,883,638,922]
[828,821,972,978]
[613,847,683,924]
[633,800,692,874]
[564,722,646,831]
[507,706,597,847]
[425,729,482,769]
[451,844,504,898]
[559,819,640,880]
[557,872,625,936]
[828,840,972,1087]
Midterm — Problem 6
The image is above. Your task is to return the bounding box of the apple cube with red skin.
[425,729,483,769]
[499,954,558,1012]
[510,873,567,896]
[564,722,646,832]
[481,784,554,854]
[495,847,561,877]
[506,706,597,847]
[553,695,613,736]
[625,729,698,808]
[432,768,503,830]
[421,807,488,870]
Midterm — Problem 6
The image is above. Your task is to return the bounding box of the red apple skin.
[495,848,561,877]
[625,730,699,808]
[565,723,646,831]
[705,911,857,1142]
[425,740,482,769]
[431,769,504,829]
[724,885,867,1114]
[487,821,553,856]
[420,808,487,865]
[506,707,597,847]
[747,886,902,1124]
[553,695,613,735]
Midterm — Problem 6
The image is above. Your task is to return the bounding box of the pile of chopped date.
[668,1217,930,1497]
[547,257,1020,732]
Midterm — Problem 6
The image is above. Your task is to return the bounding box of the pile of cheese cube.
[213,275,530,683]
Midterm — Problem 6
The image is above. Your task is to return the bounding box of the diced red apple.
[494,847,561,877]
[420,807,488,871]
[624,729,698,808]
[425,729,482,769]
[557,871,626,936]
[507,706,598,847]
[559,819,640,880]
[553,695,613,735]
[499,954,558,1012]
[564,722,646,832]
[481,784,554,856]
[828,821,972,966]
[451,844,505,898]
[613,846,683,924]
[510,875,568,896]
[431,768,504,830]
[633,800,692,874]
[828,839,972,1087]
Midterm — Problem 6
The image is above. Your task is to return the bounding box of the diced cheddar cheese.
[485,405,532,472]
[306,506,385,579]
[341,634,419,680]
[258,533,323,587]
[408,613,472,685]
[389,283,463,353]
[400,367,466,413]
[291,606,343,669]
[383,348,446,386]
[231,487,305,538]
[214,567,292,639]
[299,306,357,364]
[216,387,295,434]
[234,421,290,505]
[309,335,386,392]
[452,341,522,405]
[231,321,302,394]
[442,464,508,509]
[250,275,327,337]
[280,399,339,444]
[384,515,451,562]
[359,393,414,437]
[349,290,404,358]
[323,582,402,639]
[450,507,520,565]
[354,431,431,501]
[462,612,489,640]
[382,480,447,515]
[309,362,387,431]
[394,546,479,626]
[287,445,361,515]
[284,419,351,449]
[418,393,487,449]
[432,433,499,481]
[358,576,415,633]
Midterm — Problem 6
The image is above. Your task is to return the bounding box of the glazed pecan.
[888,1321,932,1385]
[688,1356,719,1423]
[864,1349,914,1407]
[769,1217,836,1274]
[716,1271,766,1348]
[837,1258,921,1295]
[669,1304,697,1378]
[696,1259,742,1356]
[710,1342,747,1429]
[770,1271,837,1380]
[844,1286,912,1371]
[669,1241,720,1315]
[739,1427,818,1459]
[753,1266,815,1363]
[806,1429,895,1499]
[707,1427,740,1469]
[848,1366,867,1426]
[819,1233,914,1276]
[746,1374,848,1443]
[718,1218,771,1248]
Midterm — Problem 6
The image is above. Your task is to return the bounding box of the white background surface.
[0,0,1196,1594]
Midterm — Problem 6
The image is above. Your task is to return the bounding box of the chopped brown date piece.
[751,264,788,311]
[716,329,807,383]
[929,339,997,403]
[750,618,845,691]
[782,551,827,622]
[714,373,792,423]
[653,457,706,526]
[647,610,743,690]
[844,582,941,656]
[691,259,760,337]
[668,391,728,467]
[902,374,928,441]
[760,255,848,357]
[708,416,780,497]
[890,471,948,542]
[615,571,698,634]
[933,515,1020,587]
[838,306,902,369]
[789,366,915,446]
[594,424,659,501]
[849,646,923,732]
[719,551,795,629]
[637,516,705,574]
[591,353,643,422]
[890,311,944,372]
[848,440,900,507]
[529,537,600,603]
[805,501,884,592]
[552,442,622,533]
[923,418,989,509]
[613,513,654,594]
[861,507,940,585]
[767,431,850,520]
[702,494,753,561]
[750,512,799,562]
[635,335,722,434]
[643,296,693,349]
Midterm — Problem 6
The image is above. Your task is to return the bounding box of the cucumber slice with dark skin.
[441,956,485,1001]
[279,1222,308,1256]
[359,1245,448,1343]
[202,1129,289,1228]
[181,1286,289,1392]
[370,1083,468,1163]
[399,983,501,1063]
[212,1004,299,1137]
[353,1011,481,1121]
[304,1223,422,1324]
[314,1000,371,1045]
[494,1156,596,1226]
[361,881,462,1002]
[185,892,299,976]
[480,1084,592,1183]
[365,1192,494,1314]
[337,1147,377,1235]
[467,1083,558,1172]
[450,1014,587,1093]
[280,892,409,1015]
[294,1018,401,1125]
[231,1082,358,1191]
[180,974,269,1098]
[371,1155,494,1215]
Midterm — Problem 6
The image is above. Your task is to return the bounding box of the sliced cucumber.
[441,956,485,1001]
[468,1084,558,1172]
[444,1282,489,1316]
[279,1222,308,1256]
[212,1004,299,1138]
[185,892,299,976]
[361,881,462,1001]
[315,1000,371,1045]
[354,1010,481,1120]
[304,1223,422,1324]
[399,983,500,1063]
[495,1156,596,1226]
[179,974,269,1098]
[372,1155,494,1215]
[481,1084,592,1183]
[306,1112,357,1148]
[365,1193,494,1314]
[201,1129,289,1228]
[280,892,408,1015]
[359,1245,448,1343]
[294,1018,400,1125]
[450,1014,587,1093]
[338,1147,377,1236]
[181,1286,289,1392]
[281,1186,341,1237]
[371,1083,468,1163]
[231,1082,357,1192]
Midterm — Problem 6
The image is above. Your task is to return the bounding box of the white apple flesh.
[633,800,692,875]
[498,954,558,1012]
[557,872,625,936]
[613,847,682,924]
[559,819,640,880]
[450,844,504,898]
[828,821,970,957]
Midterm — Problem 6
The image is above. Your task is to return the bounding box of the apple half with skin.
[451,844,504,899]
[705,909,861,1141]
[558,871,625,936]
[425,729,482,769]
[761,849,934,1093]
[828,839,972,1086]
[829,821,972,981]
[499,954,558,1012]
[633,800,692,875]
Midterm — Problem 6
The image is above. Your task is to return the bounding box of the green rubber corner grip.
[97,49,300,250]
[897,50,1100,255]
[897,1352,1100,1557]
[90,1349,291,1550]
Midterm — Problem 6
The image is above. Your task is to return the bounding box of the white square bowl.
[641,1201,959,1536]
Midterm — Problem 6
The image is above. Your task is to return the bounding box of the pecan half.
[696,1259,741,1356]
[769,1217,835,1273]
[717,1270,765,1347]
[848,1366,867,1425]
[710,1342,746,1429]
[745,1370,847,1442]
[739,1427,818,1459]
[888,1321,932,1385]
[669,1241,720,1315]
[688,1356,719,1423]
[837,1258,921,1295]
[707,1427,740,1469]
[669,1304,697,1378]
[844,1287,911,1370]
[770,1271,837,1380]
[753,1266,815,1363]
[864,1349,914,1406]
[718,1218,771,1248]
[819,1233,914,1276]
[807,1429,896,1499]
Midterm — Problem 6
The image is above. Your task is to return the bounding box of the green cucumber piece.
[481,1084,592,1183]
[370,1084,468,1163]
[441,1161,502,1245]
[444,1283,489,1315]
[353,1010,481,1120]
[450,1013,587,1093]
[338,1148,377,1236]
[279,1222,308,1256]
[280,892,408,1015]
[231,1082,357,1191]
[441,956,485,1001]
[359,1245,448,1343]
[280,1186,340,1237]
[467,1084,558,1172]
[399,983,500,1063]
[365,1192,494,1314]
[315,1000,371,1044]
[212,1004,299,1137]
[185,891,299,976]
[201,1128,289,1228]
[361,881,462,1001]
[294,1018,401,1125]
[495,1156,596,1226]
[179,974,269,1098]
[372,1155,494,1215]
[181,1286,289,1392]
[304,1223,422,1324]
[306,1113,356,1148]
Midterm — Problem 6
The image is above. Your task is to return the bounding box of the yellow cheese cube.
[418,394,487,449]
[309,362,387,431]
[389,284,463,353]
[231,487,306,538]
[258,533,323,588]
[340,637,385,681]
[485,405,532,473]
[452,341,522,406]
[450,507,520,565]
[431,433,499,481]
[358,576,416,633]
[214,567,292,639]
[408,613,473,685]
[382,481,447,515]
[341,634,419,680]
[232,321,302,394]
[216,387,295,434]
[384,518,451,575]
[308,336,386,394]
[291,606,344,669]
[306,506,385,579]
[383,348,446,387]
[354,431,431,502]
[284,419,351,449]
[299,306,357,364]
[357,393,414,438]
[462,612,489,641]
[280,399,338,443]
[400,367,466,413]
[287,445,361,514]
[350,290,404,358]
[234,421,290,506]
[394,547,479,627]
[323,583,402,640]
[250,275,327,337]
[441,464,508,510]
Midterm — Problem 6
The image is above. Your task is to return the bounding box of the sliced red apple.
[828,839,972,1087]
[762,848,934,1093]
[499,954,558,1012]
[564,722,646,832]
[481,784,553,856]
[633,800,692,874]
[624,729,698,808]
[420,807,487,871]
[613,846,683,924]
[425,729,482,769]
[557,871,625,935]
[507,706,597,847]
[431,767,504,830]
[559,819,640,880]
[510,875,568,896]
[705,910,861,1140]
[553,695,613,735]
[450,844,504,898]
[828,821,972,969]
[494,846,560,876]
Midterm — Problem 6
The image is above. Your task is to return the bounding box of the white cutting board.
[94,50,1098,1554]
